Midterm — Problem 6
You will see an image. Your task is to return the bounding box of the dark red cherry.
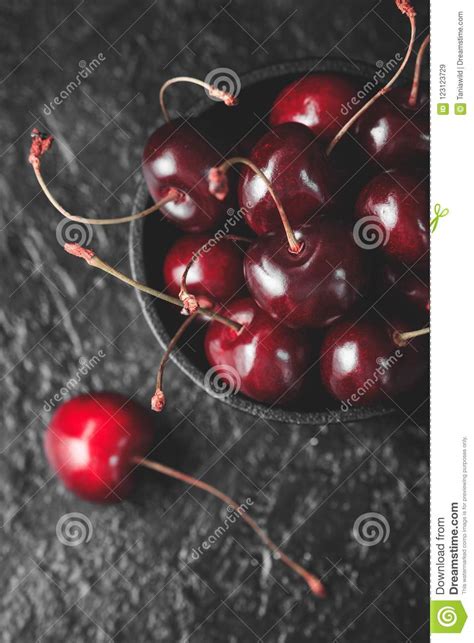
[380,260,429,319]
[244,217,369,329]
[320,314,428,405]
[205,298,311,405]
[142,121,230,233]
[163,234,245,303]
[355,170,429,267]
[45,393,155,503]
[238,123,334,235]
[353,86,429,168]
[269,73,360,142]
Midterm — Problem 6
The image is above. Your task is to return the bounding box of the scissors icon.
[430,203,449,233]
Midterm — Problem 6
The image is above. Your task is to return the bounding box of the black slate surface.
[0,1,429,641]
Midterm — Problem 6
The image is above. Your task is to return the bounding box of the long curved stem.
[208,157,303,254]
[326,1,417,155]
[151,311,199,412]
[180,235,251,308]
[29,129,182,224]
[64,243,242,333]
[408,34,430,108]
[394,326,430,346]
[134,456,326,597]
[160,76,238,123]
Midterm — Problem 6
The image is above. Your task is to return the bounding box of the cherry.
[45,392,155,503]
[353,85,429,168]
[269,73,360,142]
[244,217,370,329]
[237,123,335,235]
[353,34,430,168]
[163,234,245,303]
[205,298,312,405]
[320,314,429,405]
[354,169,429,267]
[45,393,325,595]
[325,0,419,158]
[379,260,429,320]
[142,120,232,233]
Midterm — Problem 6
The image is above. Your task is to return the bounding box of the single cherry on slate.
[45,392,155,503]
[355,169,429,267]
[269,73,360,142]
[205,298,312,405]
[45,393,325,596]
[244,217,370,330]
[320,314,429,405]
[163,234,245,303]
[142,121,231,233]
[238,123,335,235]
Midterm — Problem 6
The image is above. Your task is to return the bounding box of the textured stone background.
[0,1,429,641]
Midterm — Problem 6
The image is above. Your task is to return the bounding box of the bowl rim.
[129,56,400,425]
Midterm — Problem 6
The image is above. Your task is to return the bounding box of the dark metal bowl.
[129,57,398,425]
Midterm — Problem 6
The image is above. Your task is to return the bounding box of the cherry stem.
[151,311,199,412]
[326,0,417,156]
[133,455,326,597]
[29,129,183,225]
[408,34,430,108]
[394,326,430,346]
[209,157,303,254]
[159,76,238,123]
[180,235,251,309]
[63,243,243,333]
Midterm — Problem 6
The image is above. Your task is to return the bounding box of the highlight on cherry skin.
[243,217,371,330]
[353,34,430,168]
[142,121,233,233]
[320,314,429,405]
[269,73,360,142]
[45,392,155,503]
[354,170,429,268]
[45,393,326,597]
[205,297,313,405]
[353,84,429,168]
[237,122,335,235]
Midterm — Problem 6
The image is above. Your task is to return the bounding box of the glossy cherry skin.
[244,218,369,329]
[380,260,429,319]
[355,170,429,267]
[238,123,335,235]
[205,298,311,405]
[142,121,229,233]
[45,393,155,503]
[269,73,360,142]
[353,87,429,168]
[320,314,428,405]
[163,234,245,303]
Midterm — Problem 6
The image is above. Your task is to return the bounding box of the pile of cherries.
[140,2,429,411]
[28,0,429,596]
[30,0,429,414]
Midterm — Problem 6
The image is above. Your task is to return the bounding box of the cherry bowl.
[130,58,423,424]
